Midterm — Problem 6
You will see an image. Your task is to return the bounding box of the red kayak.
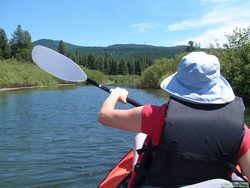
[98,150,133,188]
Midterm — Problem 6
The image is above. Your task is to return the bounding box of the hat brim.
[160,73,235,104]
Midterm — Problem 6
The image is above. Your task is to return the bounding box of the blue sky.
[1,0,250,47]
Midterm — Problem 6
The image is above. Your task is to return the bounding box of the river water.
[0,86,249,187]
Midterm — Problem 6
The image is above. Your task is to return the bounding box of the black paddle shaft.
[86,78,142,107]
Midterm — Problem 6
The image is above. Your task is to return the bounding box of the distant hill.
[107,44,156,49]
[33,39,187,59]
[33,39,81,51]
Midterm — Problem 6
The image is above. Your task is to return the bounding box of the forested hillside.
[33,39,187,59]
[33,39,187,76]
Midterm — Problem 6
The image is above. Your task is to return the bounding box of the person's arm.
[97,87,143,132]
[238,149,250,180]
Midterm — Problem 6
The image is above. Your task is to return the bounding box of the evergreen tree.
[109,59,118,75]
[97,56,105,72]
[186,40,200,52]
[118,59,128,75]
[10,24,22,56]
[127,60,135,74]
[57,40,66,55]
[0,28,11,59]
[87,54,95,69]
[71,51,80,64]
[9,24,32,61]
[186,41,195,52]
[104,55,110,74]
[135,58,142,75]
[79,54,87,67]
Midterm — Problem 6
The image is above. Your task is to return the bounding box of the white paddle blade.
[32,45,87,82]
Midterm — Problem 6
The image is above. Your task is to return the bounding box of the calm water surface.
[0,86,166,188]
[0,86,249,187]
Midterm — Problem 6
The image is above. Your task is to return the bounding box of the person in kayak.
[97,52,250,187]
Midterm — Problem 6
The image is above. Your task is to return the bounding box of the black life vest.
[132,97,245,188]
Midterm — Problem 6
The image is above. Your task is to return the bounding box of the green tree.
[186,41,195,52]
[104,54,110,74]
[9,25,32,61]
[213,26,250,97]
[127,61,135,75]
[78,54,87,67]
[226,27,250,50]
[86,54,95,69]
[71,51,81,64]
[139,58,177,88]
[118,59,128,75]
[135,59,142,75]
[57,40,66,55]
[109,59,118,75]
[97,56,105,72]
[186,40,200,52]
[0,28,11,59]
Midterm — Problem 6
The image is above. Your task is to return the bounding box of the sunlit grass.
[106,75,140,86]
[0,59,138,89]
[0,59,58,88]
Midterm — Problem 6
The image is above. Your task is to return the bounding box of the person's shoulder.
[141,104,167,138]
[142,104,167,115]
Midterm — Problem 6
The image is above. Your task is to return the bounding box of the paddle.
[31,45,142,107]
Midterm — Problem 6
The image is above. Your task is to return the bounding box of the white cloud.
[129,22,156,33]
[176,23,250,47]
[168,4,249,31]
[168,1,250,47]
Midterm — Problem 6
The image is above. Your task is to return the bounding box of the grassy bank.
[106,75,140,86]
[0,59,139,89]
[0,59,60,88]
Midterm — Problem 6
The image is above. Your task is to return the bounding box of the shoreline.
[0,86,45,92]
[0,84,77,92]
[1,84,249,105]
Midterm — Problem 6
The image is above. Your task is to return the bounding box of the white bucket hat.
[160,52,235,104]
